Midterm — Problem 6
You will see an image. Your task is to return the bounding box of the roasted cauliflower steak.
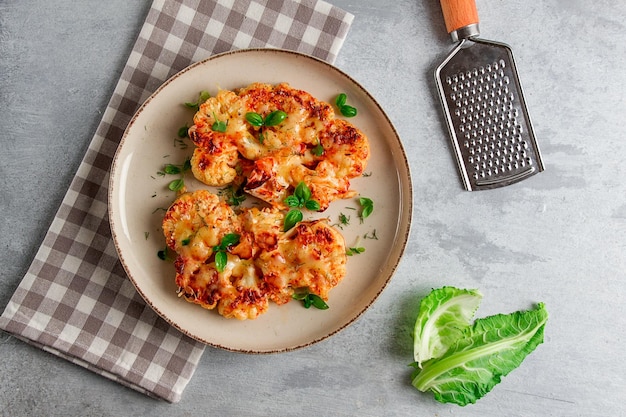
[162,189,347,320]
[188,82,370,211]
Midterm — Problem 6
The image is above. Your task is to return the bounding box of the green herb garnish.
[173,137,188,149]
[218,184,246,206]
[264,110,287,126]
[159,158,191,192]
[358,197,374,222]
[312,139,324,156]
[363,229,379,240]
[245,112,264,127]
[213,233,240,272]
[335,93,357,117]
[177,124,189,138]
[162,164,182,175]
[184,90,211,111]
[336,212,350,229]
[346,247,365,256]
[211,112,228,132]
[292,291,329,310]
[283,209,304,232]
[168,178,184,191]
[157,246,174,261]
[245,110,288,144]
[283,182,321,231]
[284,182,321,211]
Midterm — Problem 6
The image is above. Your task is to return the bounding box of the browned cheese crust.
[188,82,370,211]
[162,189,347,320]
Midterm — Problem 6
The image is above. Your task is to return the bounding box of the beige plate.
[109,48,412,353]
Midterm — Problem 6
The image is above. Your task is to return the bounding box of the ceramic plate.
[109,49,412,353]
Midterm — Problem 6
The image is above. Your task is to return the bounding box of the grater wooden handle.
[439,0,479,34]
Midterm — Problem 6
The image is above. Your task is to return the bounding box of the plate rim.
[108,47,413,353]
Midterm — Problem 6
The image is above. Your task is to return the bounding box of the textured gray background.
[1,0,625,415]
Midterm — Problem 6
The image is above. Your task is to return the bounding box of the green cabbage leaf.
[410,287,548,406]
[413,286,483,367]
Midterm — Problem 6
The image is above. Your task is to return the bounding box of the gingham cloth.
[0,0,353,403]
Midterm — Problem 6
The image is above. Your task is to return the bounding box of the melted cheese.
[187,82,370,211]
[162,190,347,320]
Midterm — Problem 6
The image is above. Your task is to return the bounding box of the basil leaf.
[214,251,227,272]
[168,179,185,191]
[219,185,246,206]
[211,120,227,133]
[178,125,189,138]
[199,90,211,102]
[264,110,287,126]
[305,199,321,211]
[361,204,373,219]
[157,246,170,261]
[184,91,210,111]
[335,93,347,108]
[245,112,264,127]
[182,158,192,171]
[312,143,324,156]
[340,104,357,118]
[359,197,374,219]
[292,292,330,310]
[309,294,329,310]
[284,209,303,231]
[294,181,311,203]
[347,247,365,256]
[184,102,199,110]
[163,164,181,175]
[284,195,301,208]
[292,292,307,301]
[220,233,240,248]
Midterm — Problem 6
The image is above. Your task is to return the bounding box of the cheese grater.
[435,0,544,191]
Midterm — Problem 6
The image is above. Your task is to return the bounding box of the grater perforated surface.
[436,39,543,190]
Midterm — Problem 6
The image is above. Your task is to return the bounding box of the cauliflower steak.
[162,189,347,320]
[188,83,370,211]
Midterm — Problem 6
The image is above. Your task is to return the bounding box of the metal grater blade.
[435,38,544,191]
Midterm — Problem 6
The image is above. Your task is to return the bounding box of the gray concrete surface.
[1,0,625,415]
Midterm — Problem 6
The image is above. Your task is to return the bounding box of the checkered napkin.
[0,0,353,403]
